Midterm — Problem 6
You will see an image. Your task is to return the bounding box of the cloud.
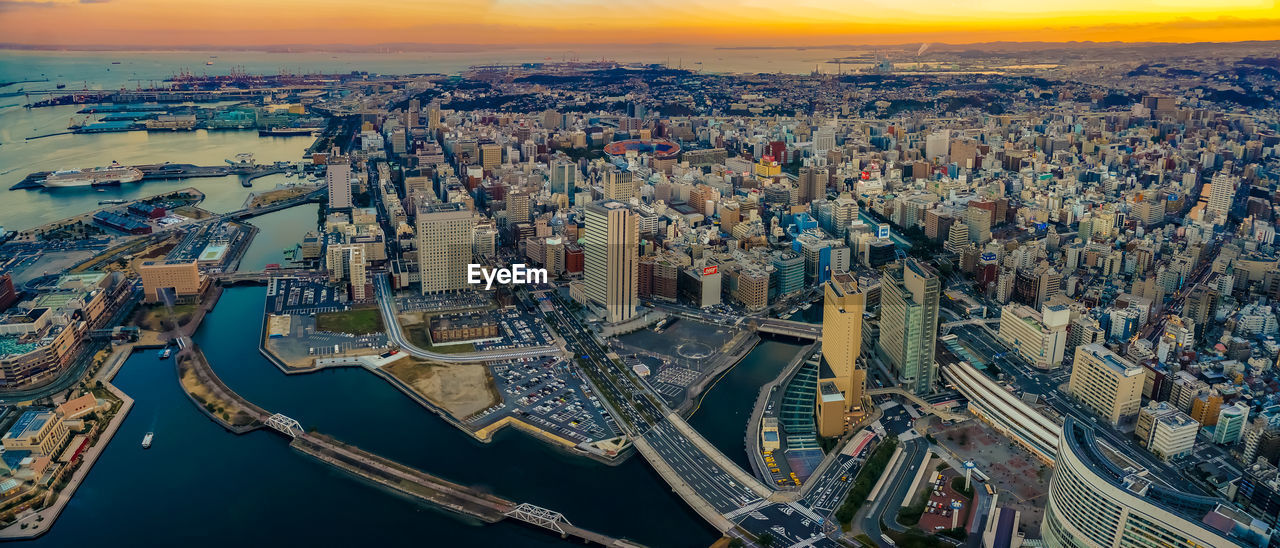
[79,0,111,3]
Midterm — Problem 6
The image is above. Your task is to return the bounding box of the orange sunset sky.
[0,0,1276,47]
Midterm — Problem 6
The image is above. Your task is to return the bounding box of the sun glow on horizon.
[0,0,1276,47]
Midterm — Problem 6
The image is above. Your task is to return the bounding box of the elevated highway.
[751,318,822,340]
[866,387,969,422]
[373,274,561,363]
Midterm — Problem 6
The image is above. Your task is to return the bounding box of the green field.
[315,308,384,335]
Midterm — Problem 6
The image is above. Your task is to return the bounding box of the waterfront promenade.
[0,340,145,540]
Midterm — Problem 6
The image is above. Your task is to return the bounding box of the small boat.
[206,61,214,66]
[56,83,66,89]
[158,348,171,359]
[142,432,153,449]
[111,61,121,65]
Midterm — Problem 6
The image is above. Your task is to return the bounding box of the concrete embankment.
[178,347,644,547]
[290,433,509,523]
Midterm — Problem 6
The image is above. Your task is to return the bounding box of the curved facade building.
[1044,417,1271,548]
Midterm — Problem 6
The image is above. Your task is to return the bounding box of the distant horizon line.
[2,39,1278,54]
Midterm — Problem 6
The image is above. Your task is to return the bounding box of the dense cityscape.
[0,32,1278,548]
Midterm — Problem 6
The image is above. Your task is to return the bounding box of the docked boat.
[42,161,143,188]
[142,432,153,449]
[258,127,320,137]
[98,199,127,205]
[158,348,172,359]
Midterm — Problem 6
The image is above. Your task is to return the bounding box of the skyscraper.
[817,273,867,437]
[876,258,941,395]
[326,163,352,210]
[584,200,639,323]
[1207,172,1236,224]
[416,203,473,294]
[426,100,441,131]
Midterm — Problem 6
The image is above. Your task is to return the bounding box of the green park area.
[315,308,384,335]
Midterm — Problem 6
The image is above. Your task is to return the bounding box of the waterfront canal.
[687,339,806,471]
[30,286,737,547]
[237,204,321,271]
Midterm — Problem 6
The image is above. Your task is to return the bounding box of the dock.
[10,163,296,190]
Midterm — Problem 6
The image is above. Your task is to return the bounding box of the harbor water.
[29,287,741,547]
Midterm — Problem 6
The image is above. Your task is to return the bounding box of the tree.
[756,532,775,547]
[728,539,745,548]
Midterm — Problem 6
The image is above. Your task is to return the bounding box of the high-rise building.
[1207,172,1236,224]
[584,200,639,323]
[0,273,17,311]
[1134,401,1198,461]
[426,101,441,131]
[506,192,530,225]
[925,130,949,163]
[327,244,368,301]
[996,303,1070,369]
[480,142,502,170]
[602,169,636,202]
[876,258,940,395]
[798,166,827,204]
[817,273,867,437]
[945,222,969,253]
[550,161,577,203]
[1216,402,1251,445]
[965,204,992,244]
[326,163,352,209]
[407,98,420,129]
[416,203,473,293]
[139,260,205,303]
[1044,417,1269,548]
[1068,343,1144,426]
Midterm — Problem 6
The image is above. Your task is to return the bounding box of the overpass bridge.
[866,387,970,422]
[752,318,822,340]
[212,269,319,284]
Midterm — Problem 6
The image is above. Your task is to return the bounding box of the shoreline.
[0,341,142,540]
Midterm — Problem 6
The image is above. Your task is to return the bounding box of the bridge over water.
[177,345,641,546]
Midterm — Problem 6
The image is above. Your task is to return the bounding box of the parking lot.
[473,307,556,351]
[396,292,490,313]
[268,277,351,315]
[469,357,621,444]
[264,277,390,368]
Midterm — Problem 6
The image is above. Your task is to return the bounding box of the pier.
[10,163,301,191]
[176,345,641,547]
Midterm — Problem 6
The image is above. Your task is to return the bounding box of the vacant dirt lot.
[384,358,498,419]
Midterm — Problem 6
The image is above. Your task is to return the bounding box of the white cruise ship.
[42,162,144,188]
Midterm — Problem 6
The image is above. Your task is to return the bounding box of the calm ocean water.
[0,47,857,231]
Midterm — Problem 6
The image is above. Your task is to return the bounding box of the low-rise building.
[1,409,70,457]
